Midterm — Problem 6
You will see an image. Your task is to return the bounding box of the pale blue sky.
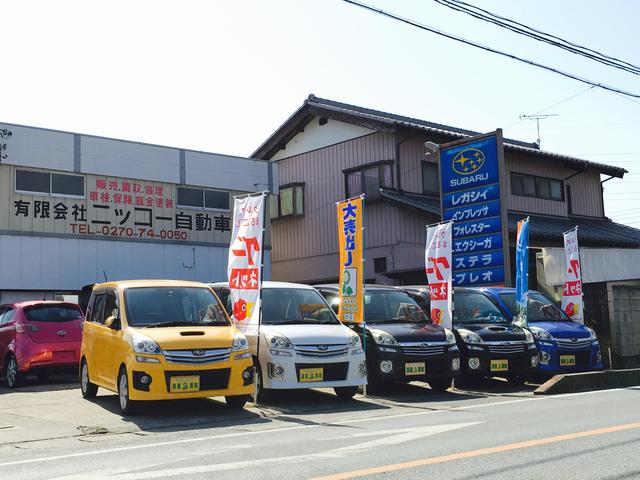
[3,0,639,225]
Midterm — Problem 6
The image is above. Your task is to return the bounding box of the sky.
[3,0,639,226]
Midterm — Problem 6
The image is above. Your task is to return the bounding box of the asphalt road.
[0,374,639,480]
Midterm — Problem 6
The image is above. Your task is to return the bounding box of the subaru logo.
[317,345,328,351]
[421,343,429,348]
[57,329,66,336]
[570,338,578,343]
[192,349,205,356]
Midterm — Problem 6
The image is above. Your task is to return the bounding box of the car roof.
[3,300,81,309]
[92,279,211,290]
[208,281,317,290]
[314,284,403,292]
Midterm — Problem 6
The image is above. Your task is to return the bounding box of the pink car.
[0,301,83,388]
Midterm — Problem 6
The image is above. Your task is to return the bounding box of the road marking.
[0,386,630,468]
[311,421,640,480]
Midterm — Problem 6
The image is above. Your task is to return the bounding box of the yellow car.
[79,280,253,414]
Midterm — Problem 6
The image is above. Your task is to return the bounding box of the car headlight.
[265,332,292,349]
[529,326,554,341]
[349,332,361,347]
[131,333,162,354]
[232,332,249,351]
[370,328,398,346]
[587,327,597,341]
[524,329,535,344]
[457,329,484,344]
[444,328,456,345]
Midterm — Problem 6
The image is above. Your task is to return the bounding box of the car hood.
[264,324,353,345]
[528,321,590,339]
[456,323,527,342]
[367,323,446,343]
[133,326,235,350]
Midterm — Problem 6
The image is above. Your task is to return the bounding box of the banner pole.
[253,191,268,407]
[360,194,367,397]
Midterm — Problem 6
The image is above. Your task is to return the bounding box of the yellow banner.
[337,196,364,323]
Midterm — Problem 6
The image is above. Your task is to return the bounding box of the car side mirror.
[105,315,120,329]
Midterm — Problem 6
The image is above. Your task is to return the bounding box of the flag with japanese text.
[513,217,529,327]
[227,193,266,333]
[425,222,453,329]
[561,227,584,324]
[337,196,364,323]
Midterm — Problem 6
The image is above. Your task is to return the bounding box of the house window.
[272,184,304,218]
[374,257,387,274]
[422,162,439,196]
[177,187,230,210]
[345,162,393,200]
[511,173,564,201]
[15,169,85,198]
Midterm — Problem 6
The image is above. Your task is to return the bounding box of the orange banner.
[337,196,364,323]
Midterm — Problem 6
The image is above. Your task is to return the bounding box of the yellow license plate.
[490,359,509,372]
[299,368,323,382]
[560,355,576,366]
[169,375,200,393]
[405,362,426,376]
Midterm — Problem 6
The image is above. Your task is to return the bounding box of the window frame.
[421,161,440,196]
[14,168,86,199]
[511,172,564,202]
[176,186,231,212]
[272,183,305,219]
[343,160,394,200]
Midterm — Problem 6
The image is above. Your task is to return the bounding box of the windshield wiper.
[144,321,200,328]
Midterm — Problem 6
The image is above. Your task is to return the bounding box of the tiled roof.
[379,188,441,217]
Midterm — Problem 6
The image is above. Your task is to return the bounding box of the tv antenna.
[519,114,558,148]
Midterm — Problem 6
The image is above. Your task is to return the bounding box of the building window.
[345,162,393,200]
[15,169,85,198]
[177,187,230,210]
[422,162,439,196]
[374,257,387,274]
[271,184,304,219]
[511,173,564,201]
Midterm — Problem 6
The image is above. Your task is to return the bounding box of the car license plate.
[299,368,323,382]
[169,375,200,393]
[490,359,509,372]
[560,355,576,366]
[405,362,426,376]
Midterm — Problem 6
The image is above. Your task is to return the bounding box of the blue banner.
[444,200,501,222]
[514,217,530,326]
[453,267,505,287]
[452,217,502,239]
[442,184,500,209]
[453,251,504,270]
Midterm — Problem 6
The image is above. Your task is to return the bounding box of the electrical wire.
[342,0,640,99]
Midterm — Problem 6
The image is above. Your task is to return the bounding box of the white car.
[209,281,367,400]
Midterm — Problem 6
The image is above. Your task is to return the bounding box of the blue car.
[483,288,603,374]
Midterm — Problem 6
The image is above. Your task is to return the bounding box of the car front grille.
[163,348,231,365]
[399,342,446,357]
[295,362,349,381]
[293,344,349,358]
[486,342,527,354]
[555,338,592,350]
[164,368,230,391]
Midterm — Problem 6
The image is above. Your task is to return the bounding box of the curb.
[534,368,640,395]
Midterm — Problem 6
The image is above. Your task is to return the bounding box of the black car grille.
[487,343,527,354]
[558,350,591,366]
[295,362,349,381]
[399,342,446,357]
[164,369,230,392]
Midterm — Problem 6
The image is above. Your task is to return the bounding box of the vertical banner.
[562,227,584,324]
[227,192,267,333]
[337,196,364,323]
[513,217,530,327]
[425,221,453,329]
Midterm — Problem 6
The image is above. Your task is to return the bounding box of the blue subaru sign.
[440,132,508,286]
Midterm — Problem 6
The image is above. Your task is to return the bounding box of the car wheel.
[334,386,358,400]
[80,360,98,399]
[37,371,50,382]
[428,378,453,392]
[253,360,271,402]
[117,367,136,415]
[225,395,250,409]
[5,355,24,388]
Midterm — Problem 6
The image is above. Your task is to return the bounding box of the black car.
[315,285,460,391]
[403,286,539,383]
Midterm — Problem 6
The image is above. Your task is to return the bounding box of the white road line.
[0,386,630,468]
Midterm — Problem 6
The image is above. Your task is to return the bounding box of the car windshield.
[500,292,572,322]
[364,290,430,324]
[261,288,339,325]
[124,287,230,327]
[454,292,508,325]
[23,304,83,322]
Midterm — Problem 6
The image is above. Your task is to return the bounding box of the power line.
[342,0,640,99]
[434,0,640,76]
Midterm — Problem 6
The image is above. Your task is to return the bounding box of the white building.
[0,123,276,303]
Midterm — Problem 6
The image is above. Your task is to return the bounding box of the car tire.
[428,378,453,392]
[334,386,358,400]
[80,359,98,399]
[117,367,137,415]
[37,371,50,382]
[225,395,250,409]
[253,359,271,403]
[5,355,24,388]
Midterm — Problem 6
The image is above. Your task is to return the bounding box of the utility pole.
[519,114,558,148]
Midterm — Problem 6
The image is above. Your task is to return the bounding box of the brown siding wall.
[566,167,604,217]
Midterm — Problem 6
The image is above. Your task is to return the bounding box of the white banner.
[227,193,266,333]
[425,222,453,330]
[561,228,584,324]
